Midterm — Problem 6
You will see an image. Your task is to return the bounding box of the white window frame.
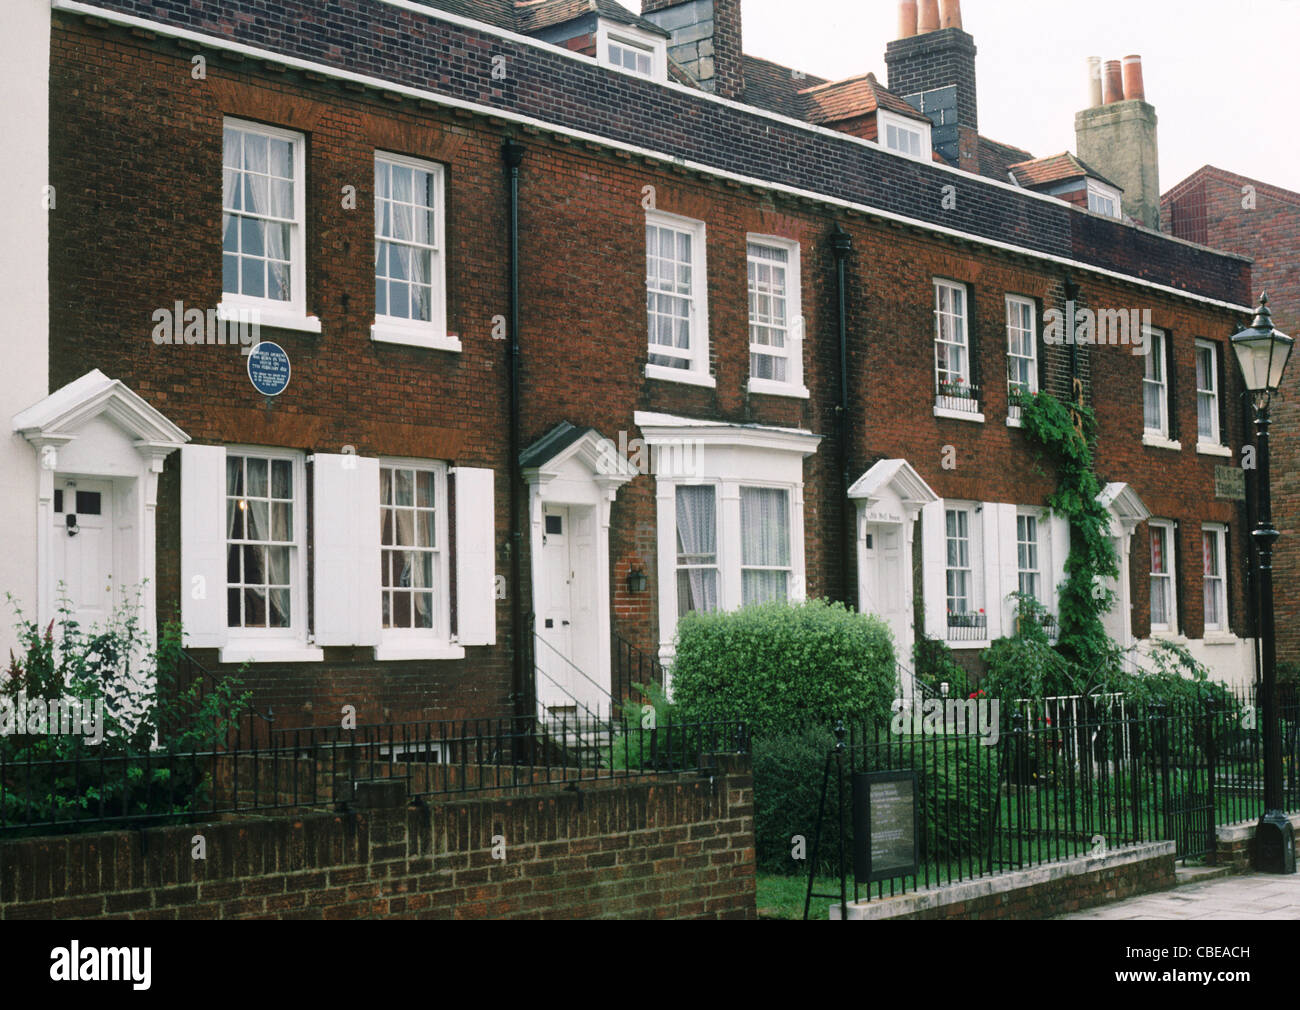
[746,235,807,399]
[1195,339,1227,453]
[645,210,714,387]
[878,109,932,162]
[1016,511,1042,605]
[1202,524,1228,635]
[944,503,985,642]
[378,459,452,650]
[934,279,982,421]
[1143,326,1170,440]
[372,152,458,352]
[1006,295,1037,426]
[738,484,795,607]
[596,20,667,82]
[222,447,312,657]
[1087,179,1122,219]
[1149,520,1178,635]
[674,484,720,620]
[219,118,320,334]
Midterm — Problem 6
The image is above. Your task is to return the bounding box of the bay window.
[740,487,792,606]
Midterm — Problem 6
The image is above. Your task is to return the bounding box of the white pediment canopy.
[520,421,638,498]
[1097,482,1151,533]
[848,459,940,511]
[13,369,189,463]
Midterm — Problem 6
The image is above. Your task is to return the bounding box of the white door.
[861,523,909,664]
[538,507,575,711]
[52,479,116,632]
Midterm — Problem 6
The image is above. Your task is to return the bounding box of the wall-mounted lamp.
[626,567,648,594]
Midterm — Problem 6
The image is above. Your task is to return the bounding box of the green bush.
[671,600,897,737]
[913,634,969,699]
[753,724,1000,878]
[1,592,250,832]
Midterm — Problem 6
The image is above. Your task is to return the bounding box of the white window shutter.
[313,454,381,647]
[454,467,496,646]
[996,504,1019,638]
[1049,513,1071,614]
[921,500,947,641]
[181,443,229,649]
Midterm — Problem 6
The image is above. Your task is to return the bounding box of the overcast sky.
[616,0,1300,193]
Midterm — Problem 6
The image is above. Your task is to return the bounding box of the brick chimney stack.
[1076,54,1161,228]
[641,0,744,100]
[886,0,977,169]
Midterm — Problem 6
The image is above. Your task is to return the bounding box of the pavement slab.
[1056,873,1300,920]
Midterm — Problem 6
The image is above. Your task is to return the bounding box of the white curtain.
[740,488,790,606]
[676,486,718,616]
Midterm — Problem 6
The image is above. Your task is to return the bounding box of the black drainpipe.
[1064,273,1081,386]
[503,140,527,727]
[831,226,855,610]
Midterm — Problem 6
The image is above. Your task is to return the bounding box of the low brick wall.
[1215,813,1300,872]
[0,756,755,920]
[829,842,1175,921]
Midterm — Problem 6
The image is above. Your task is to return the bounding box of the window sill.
[947,640,991,651]
[1148,630,1187,644]
[219,643,325,664]
[1142,433,1183,452]
[747,378,810,400]
[1202,632,1239,647]
[1196,442,1233,459]
[1006,417,1024,429]
[218,301,322,336]
[371,323,462,353]
[646,363,717,389]
[934,406,985,424]
[373,643,466,662]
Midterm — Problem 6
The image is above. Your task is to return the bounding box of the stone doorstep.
[829,842,1175,921]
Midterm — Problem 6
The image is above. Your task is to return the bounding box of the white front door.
[52,478,116,632]
[861,523,910,664]
[538,506,574,710]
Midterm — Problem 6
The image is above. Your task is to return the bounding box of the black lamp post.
[1231,293,1297,874]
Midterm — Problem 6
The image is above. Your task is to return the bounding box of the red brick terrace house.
[8,0,1261,731]
[1163,168,1300,666]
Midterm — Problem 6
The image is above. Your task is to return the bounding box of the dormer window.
[596,20,666,82]
[1087,179,1122,219]
[877,109,932,161]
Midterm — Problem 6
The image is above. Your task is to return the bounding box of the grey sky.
[616,0,1300,193]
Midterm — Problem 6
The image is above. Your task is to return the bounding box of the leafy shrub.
[913,634,969,699]
[753,724,1000,878]
[671,600,897,737]
[1,593,250,832]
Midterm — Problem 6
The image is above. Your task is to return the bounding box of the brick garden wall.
[0,756,756,920]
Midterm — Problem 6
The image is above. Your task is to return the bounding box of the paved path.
[1058,873,1300,919]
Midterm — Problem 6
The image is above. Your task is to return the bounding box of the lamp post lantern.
[1231,293,1297,874]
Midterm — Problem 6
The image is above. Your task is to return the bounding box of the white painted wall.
[0,0,50,660]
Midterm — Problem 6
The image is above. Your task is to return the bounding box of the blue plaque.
[247,341,291,397]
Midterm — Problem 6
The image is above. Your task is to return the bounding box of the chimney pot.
[1103,60,1124,104]
[1087,57,1103,108]
[939,0,963,30]
[1122,55,1146,102]
[898,0,918,39]
[918,0,940,33]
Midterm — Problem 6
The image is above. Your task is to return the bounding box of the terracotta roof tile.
[1009,151,1121,191]
[799,73,930,126]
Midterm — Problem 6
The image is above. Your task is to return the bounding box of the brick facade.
[1163,167,1300,664]
[36,2,1260,729]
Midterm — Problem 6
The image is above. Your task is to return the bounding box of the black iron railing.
[0,712,748,838]
[612,633,665,711]
[946,612,987,642]
[803,687,1300,918]
[935,380,982,415]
